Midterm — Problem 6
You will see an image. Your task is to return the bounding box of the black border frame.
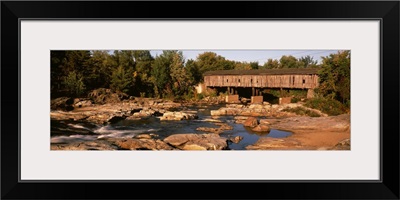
[2,1,399,199]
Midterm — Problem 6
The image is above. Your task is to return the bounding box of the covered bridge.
[203,68,320,100]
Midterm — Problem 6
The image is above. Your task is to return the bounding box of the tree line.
[51,50,350,107]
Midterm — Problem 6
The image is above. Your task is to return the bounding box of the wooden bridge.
[203,68,320,99]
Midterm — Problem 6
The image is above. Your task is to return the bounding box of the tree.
[170,51,191,96]
[262,58,280,69]
[279,55,298,68]
[250,61,260,69]
[298,55,318,68]
[151,51,174,97]
[110,66,135,93]
[86,50,115,90]
[63,71,86,97]
[186,59,202,85]
[196,52,234,74]
[318,50,350,106]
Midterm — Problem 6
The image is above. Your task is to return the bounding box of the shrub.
[197,93,204,100]
[291,97,301,103]
[282,107,321,117]
[304,97,346,116]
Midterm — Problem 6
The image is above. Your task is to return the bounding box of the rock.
[196,122,232,134]
[159,111,198,121]
[229,136,243,144]
[211,109,226,116]
[182,144,207,150]
[135,134,153,139]
[196,127,220,133]
[74,99,93,108]
[87,114,111,125]
[112,138,175,150]
[259,119,270,125]
[214,123,233,131]
[51,140,119,150]
[331,138,350,150]
[203,118,222,123]
[130,108,142,114]
[234,116,248,124]
[51,97,74,111]
[88,88,129,104]
[152,111,163,116]
[163,133,228,150]
[243,117,258,127]
[252,124,271,132]
[249,104,263,109]
[210,108,240,116]
[246,138,302,150]
[107,115,126,124]
[125,115,141,120]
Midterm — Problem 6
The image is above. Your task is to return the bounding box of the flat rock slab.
[163,133,228,150]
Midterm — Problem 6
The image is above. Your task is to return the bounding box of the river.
[51,104,292,150]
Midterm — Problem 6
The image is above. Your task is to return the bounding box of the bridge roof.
[204,68,319,76]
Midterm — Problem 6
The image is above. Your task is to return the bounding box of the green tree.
[262,58,280,69]
[196,52,234,74]
[86,50,115,90]
[151,51,175,97]
[170,51,191,96]
[318,50,350,106]
[250,61,260,69]
[279,55,298,68]
[110,66,135,93]
[63,71,86,97]
[298,55,318,68]
[186,59,202,85]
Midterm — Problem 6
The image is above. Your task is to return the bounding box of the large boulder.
[163,133,228,150]
[243,117,258,127]
[252,124,271,132]
[88,88,129,104]
[51,97,74,111]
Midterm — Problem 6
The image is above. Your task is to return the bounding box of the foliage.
[186,59,202,85]
[110,66,134,93]
[196,52,235,75]
[317,50,350,107]
[282,107,321,117]
[298,56,318,68]
[291,97,301,103]
[279,55,298,68]
[62,71,86,97]
[262,59,280,69]
[304,97,347,116]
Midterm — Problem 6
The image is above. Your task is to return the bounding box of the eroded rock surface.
[163,133,228,150]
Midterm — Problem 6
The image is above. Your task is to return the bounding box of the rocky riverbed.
[50,95,350,150]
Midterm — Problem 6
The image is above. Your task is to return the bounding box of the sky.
[149,50,341,65]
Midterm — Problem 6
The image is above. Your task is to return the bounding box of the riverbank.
[50,96,350,150]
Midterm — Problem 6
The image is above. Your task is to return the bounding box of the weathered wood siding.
[204,74,319,89]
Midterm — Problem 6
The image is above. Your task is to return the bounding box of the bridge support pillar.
[252,87,255,96]
[227,87,230,94]
[307,89,315,98]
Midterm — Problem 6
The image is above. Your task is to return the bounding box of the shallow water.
[51,104,292,150]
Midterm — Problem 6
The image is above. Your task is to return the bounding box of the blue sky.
[149,50,341,65]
